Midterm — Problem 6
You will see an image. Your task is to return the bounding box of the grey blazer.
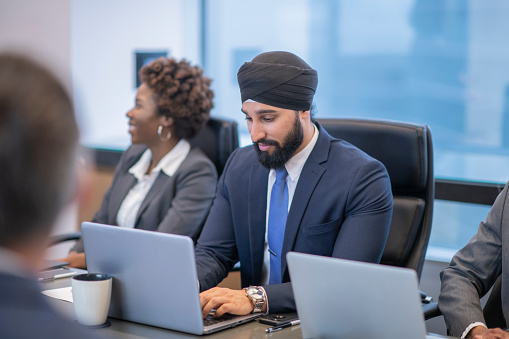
[439,182,509,337]
[72,144,217,252]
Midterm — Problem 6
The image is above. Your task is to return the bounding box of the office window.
[204,0,509,184]
[71,0,201,150]
[426,200,491,261]
[67,0,508,260]
[203,0,509,259]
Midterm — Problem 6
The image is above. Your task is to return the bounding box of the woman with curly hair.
[61,57,218,268]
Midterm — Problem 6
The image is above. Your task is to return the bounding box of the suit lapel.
[280,123,332,277]
[248,163,269,283]
[109,173,137,225]
[135,172,169,229]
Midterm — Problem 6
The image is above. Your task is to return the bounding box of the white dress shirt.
[260,124,319,285]
[461,322,487,338]
[116,139,190,228]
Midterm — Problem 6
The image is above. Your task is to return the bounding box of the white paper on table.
[42,287,73,303]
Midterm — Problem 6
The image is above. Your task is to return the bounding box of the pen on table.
[265,319,300,333]
[38,271,76,282]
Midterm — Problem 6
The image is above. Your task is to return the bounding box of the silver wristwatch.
[244,286,265,313]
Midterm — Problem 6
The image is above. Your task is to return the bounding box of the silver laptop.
[287,252,430,339]
[81,222,260,335]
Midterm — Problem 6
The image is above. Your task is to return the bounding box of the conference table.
[40,270,458,339]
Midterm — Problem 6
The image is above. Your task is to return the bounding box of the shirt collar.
[129,139,191,180]
[271,123,319,182]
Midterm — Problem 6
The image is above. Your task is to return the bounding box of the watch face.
[252,290,263,298]
[246,287,264,302]
[247,287,262,297]
[245,287,265,313]
[252,294,263,301]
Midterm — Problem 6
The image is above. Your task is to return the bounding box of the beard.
[254,114,304,169]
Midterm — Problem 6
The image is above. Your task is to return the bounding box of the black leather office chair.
[49,116,239,246]
[189,116,239,176]
[317,118,434,279]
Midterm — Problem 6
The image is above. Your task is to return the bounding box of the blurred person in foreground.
[0,53,107,338]
[61,57,217,268]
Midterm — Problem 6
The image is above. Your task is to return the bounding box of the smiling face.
[242,101,307,169]
[126,83,164,146]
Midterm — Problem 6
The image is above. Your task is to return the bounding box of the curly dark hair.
[139,57,214,139]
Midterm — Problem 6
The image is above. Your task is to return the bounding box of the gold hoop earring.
[158,125,171,142]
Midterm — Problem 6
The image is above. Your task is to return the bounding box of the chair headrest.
[189,117,239,176]
[317,118,431,193]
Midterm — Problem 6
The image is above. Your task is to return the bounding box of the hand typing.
[199,287,254,318]
[470,326,509,339]
[57,251,86,269]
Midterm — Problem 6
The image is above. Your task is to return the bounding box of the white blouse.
[116,140,191,228]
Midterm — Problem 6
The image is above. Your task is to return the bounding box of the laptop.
[287,252,433,339]
[40,259,69,271]
[81,222,260,335]
[38,260,75,281]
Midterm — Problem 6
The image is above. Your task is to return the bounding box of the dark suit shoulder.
[222,145,259,171]
[219,146,264,185]
[329,138,384,166]
[307,123,386,171]
[0,273,106,339]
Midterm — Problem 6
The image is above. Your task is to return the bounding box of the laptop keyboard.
[203,313,237,326]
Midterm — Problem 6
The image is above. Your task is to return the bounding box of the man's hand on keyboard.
[199,287,253,318]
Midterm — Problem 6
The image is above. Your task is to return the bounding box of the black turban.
[237,51,318,111]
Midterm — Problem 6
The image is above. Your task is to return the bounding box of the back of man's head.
[0,54,78,249]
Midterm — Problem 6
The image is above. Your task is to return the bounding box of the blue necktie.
[268,167,289,285]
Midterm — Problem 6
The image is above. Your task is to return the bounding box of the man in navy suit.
[197,51,393,316]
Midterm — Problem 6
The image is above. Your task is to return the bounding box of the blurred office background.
[2,0,509,334]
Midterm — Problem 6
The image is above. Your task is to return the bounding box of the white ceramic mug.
[71,273,112,326]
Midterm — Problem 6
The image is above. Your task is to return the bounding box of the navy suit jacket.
[195,123,393,313]
[0,273,107,339]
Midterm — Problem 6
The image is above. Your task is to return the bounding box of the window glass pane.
[204,0,509,184]
[426,200,491,262]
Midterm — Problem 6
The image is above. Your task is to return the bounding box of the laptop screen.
[287,252,427,339]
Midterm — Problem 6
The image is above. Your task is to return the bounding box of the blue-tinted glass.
[204,0,509,184]
[426,200,491,261]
